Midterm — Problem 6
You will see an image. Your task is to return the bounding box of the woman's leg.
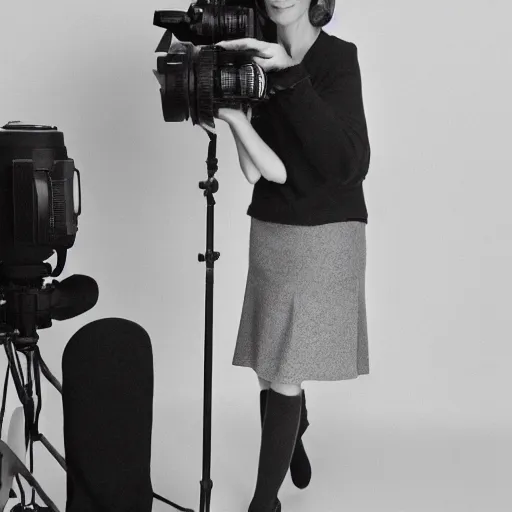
[258,376,271,390]
[249,379,302,511]
[258,376,302,396]
[270,381,301,396]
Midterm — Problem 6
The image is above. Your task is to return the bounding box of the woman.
[215,0,370,509]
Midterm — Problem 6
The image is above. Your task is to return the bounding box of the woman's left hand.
[215,38,297,72]
[216,104,251,124]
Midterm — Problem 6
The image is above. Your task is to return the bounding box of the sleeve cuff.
[267,63,311,94]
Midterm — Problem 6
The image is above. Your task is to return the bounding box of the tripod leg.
[0,440,59,512]
[3,342,31,451]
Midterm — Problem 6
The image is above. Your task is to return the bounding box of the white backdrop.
[0,1,510,511]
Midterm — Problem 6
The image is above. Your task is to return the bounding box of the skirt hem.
[232,359,369,385]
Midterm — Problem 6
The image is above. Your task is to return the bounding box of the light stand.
[196,131,221,512]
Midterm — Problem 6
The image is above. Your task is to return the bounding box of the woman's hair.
[255,0,335,30]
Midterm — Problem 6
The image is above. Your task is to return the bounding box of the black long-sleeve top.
[247,29,371,225]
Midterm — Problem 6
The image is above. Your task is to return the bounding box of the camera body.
[153,0,275,130]
[0,122,81,267]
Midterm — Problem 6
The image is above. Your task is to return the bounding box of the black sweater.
[247,29,371,225]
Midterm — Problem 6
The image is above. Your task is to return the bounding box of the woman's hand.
[215,38,297,72]
[216,104,252,125]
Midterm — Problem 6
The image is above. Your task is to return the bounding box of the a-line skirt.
[232,217,369,385]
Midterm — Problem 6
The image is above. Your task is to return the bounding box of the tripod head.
[0,262,53,353]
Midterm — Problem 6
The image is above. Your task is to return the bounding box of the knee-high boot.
[249,389,302,512]
[260,388,311,489]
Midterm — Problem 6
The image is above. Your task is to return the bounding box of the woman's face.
[262,0,313,27]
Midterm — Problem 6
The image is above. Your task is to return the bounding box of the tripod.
[0,262,66,511]
[0,264,183,512]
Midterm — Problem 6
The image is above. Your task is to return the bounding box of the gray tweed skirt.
[232,218,369,385]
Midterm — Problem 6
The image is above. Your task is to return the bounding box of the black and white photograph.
[0,0,509,511]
